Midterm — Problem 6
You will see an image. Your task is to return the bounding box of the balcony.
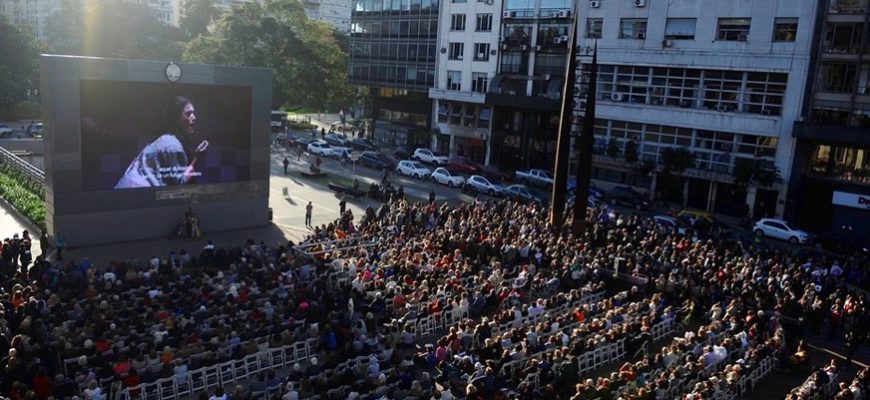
[793,120,870,146]
[829,0,868,14]
[428,88,486,104]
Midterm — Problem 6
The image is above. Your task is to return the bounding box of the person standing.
[305,202,313,227]
[339,196,347,215]
[282,156,290,176]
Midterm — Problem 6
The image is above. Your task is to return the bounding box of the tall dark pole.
[548,14,579,227]
[572,44,598,235]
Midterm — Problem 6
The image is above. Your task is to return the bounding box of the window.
[823,23,863,52]
[477,108,491,128]
[452,0,466,3]
[472,72,489,93]
[448,42,464,60]
[473,43,490,61]
[586,18,602,39]
[664,18,696,40]
[447,70,462,90]
[717,18,750,41]
[817,63,858,93]
[773,18,798,41]
[476,13,492,32]
[619,19,647,39]
[450,14,466,31]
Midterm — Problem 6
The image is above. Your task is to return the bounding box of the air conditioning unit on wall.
[503,11,513,18]
[590,0,600,8]
[611,92,625,102]
[634,0,646,7]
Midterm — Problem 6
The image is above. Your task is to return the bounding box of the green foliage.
[0,163,45,231]
[660,147,695,174]
[183,0,354,111]
[733,158,781,188]
[0,101,40,121]
[46,0,186,60]
[0,16,41,111]
[181,0,220,39]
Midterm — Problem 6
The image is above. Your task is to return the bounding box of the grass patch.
[0,165,45,231]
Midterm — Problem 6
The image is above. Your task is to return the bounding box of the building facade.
[575,0,817,219]
[349,0,440,150]
[787,0,870,235]
[303,0,352,32]
[1,0,62,40]
[486,0,574,171]
[428,0,501,164]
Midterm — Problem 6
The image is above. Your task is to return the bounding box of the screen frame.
[41,55,272,247]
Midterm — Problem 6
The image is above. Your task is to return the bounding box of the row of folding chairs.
[116,339,318,400]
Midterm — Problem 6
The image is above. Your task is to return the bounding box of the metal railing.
[0,146,45,185]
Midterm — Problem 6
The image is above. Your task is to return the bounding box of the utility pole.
[548,13,579,228]
[571,44,598,235]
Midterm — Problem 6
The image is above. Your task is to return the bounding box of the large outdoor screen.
[80,80,252,191]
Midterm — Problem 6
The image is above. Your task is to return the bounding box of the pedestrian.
[283,156,290,176]
[305,202,313,227]
[54,232,66,261]
[339,196,347,215]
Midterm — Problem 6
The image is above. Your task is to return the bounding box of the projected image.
[80,80,252,190]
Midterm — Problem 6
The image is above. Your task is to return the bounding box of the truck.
[515,168,554,187]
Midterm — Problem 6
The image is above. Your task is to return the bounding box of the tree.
[660,147,695,175]
[180,0,220,39]
[184,0,354,111]
[46,0,186,60]
[733,158,781,188]
[0,16,41,112]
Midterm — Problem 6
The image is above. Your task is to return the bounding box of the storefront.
[831,191,870,237]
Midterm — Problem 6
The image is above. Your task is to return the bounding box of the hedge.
[0,163,45,231]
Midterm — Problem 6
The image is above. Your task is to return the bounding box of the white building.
[302,0,351,32]
[575,0,818,219]
[428,0,502,164]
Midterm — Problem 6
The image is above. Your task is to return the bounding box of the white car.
[412,148,449,165]
[753,218,813,244]
[307,141,337,156]
[431,167,465,187]
[396,160,431,178]
[331,147,352,160]
[464,175,504,196]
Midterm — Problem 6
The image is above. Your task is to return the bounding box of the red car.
[446,157,480,175]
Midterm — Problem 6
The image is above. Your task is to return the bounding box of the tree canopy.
[46,0,186,60]
[0,16,41,111]
[180,0,221,39]
[183,0,354,111]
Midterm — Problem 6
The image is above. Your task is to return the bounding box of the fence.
[0,146,44,185]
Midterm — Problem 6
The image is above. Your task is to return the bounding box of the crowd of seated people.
[0,193,868,400]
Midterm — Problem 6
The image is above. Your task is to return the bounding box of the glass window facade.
[350,0,439,90]
[808,144,870,184]
[597,65,787,116]
[717,18,751,41]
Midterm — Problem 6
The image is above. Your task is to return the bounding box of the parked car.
[653,215,689,235]
[607,186,650,209]
[677,208,713,223]
[393,148,410,160]
[291,137,314,148]
[515,168,554,187]
[412,148,449,165]
[396,160,431,178]
[567,178,605,199]
[0,124,12,138]
[503,184,545,204]
[446,157,480,175]
[331,147,353,160]
[430,167,466,187]
[753,218,813,244]
[307,141,337,156]
[357,151,392,170]
[324,132,348,147]
[348,138,376,152]
[481,164,515,183]
[26,123,43,138]
[463,175,504,197]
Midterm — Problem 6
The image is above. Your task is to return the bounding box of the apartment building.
[575,0,817,219]
[486,0,575,170]
[303,0,352,32]
[786,0,870,235]
[349,0,440,150]
[429,0,501,164]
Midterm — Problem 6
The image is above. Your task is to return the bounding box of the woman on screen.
[115,96,208,189]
